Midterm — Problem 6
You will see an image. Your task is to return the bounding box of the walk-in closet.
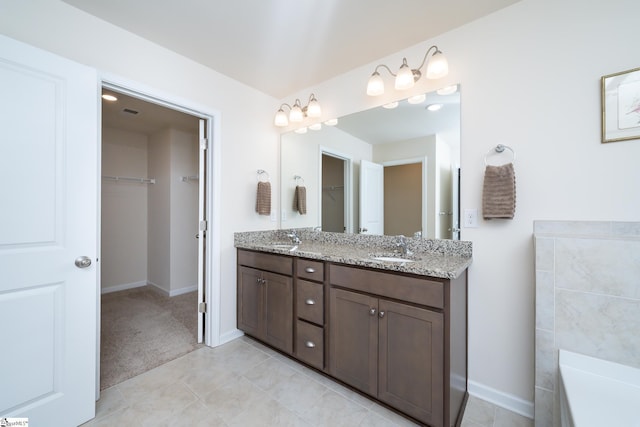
[100,89,202,389]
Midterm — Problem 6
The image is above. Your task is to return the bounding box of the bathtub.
[559,350,640,427]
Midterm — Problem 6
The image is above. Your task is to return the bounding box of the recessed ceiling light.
[382,101,399,109]
[407,94,426,104]
[309,123,322,130]
[324,118,338,126]
[294,127,308,134]
[436,85,458,96]
[102,94,118,102]
[426,103,443,111]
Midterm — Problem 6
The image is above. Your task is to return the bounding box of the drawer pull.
[305,341,316,348]
[305,299,315,305]
[305,267,316,273]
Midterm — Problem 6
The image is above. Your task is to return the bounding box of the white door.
[197,119,207,343]
[359,160,384,235]
[0,35,98,426]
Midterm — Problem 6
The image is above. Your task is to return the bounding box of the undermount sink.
[267,243,299,251]
[370,256,415,263]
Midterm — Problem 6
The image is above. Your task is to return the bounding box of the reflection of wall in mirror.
[384,163,422,236]
[280,126,371,230]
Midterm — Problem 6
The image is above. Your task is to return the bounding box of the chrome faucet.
[395,235,413,257]
[287,230,302,244]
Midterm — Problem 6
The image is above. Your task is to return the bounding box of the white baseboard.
[101,280,147,294]
[219,329,244,346]
[169,284,197,297]
[468,380,534,419]
[147,281,169,295]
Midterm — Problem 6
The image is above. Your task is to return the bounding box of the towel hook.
[484,144,516,166]
[257,169,270,182]
[294,175,305,185]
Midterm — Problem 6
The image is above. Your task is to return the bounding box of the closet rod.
[102,175,156,184]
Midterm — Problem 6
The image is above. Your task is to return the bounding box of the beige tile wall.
[533,221,640,427]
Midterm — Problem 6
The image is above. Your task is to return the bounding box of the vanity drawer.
[297,258,324,282]
[296,279,324,325]
[329,263,444,309]
[238,250,292,276]
[296,320,324,370]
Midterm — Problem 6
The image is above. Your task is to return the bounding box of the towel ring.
[294,175,305,185]
[257,169,270,182]
[484,144,516,166]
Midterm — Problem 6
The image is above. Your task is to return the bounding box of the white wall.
[0,0,281,341]
[147,129,171,292]
[101,127,149,291]
[279,0,640,413]
[169,129,199,295]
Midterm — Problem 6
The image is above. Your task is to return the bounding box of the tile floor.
[81,336,533,427]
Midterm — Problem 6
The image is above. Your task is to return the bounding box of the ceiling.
[63,0,520,99]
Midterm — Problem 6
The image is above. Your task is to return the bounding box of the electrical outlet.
[463,208,478,228]
[270,209,277,222]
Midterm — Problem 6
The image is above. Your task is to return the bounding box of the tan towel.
[482,163,516,219]
[255,181,271,215]
[293,185,307,215]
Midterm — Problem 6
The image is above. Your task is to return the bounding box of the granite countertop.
[234,229,472,279]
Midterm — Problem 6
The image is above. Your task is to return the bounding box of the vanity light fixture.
[274,93,322,127]
[366,45,448,96]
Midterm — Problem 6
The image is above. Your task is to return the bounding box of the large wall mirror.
[280,85,460,239]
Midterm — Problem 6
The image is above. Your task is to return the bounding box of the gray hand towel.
[482,162,516,219]
[256,181,271,215]
[293,185,307,215]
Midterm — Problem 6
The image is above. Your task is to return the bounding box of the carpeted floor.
[100,285,202,390]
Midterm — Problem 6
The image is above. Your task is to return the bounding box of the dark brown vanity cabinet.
[237,250,293,354]
[294,258,325,370]
[329,263,467,427]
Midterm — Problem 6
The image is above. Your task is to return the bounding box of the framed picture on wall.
[601,66,640,143]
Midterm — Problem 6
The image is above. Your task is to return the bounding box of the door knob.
[74,256,92,268]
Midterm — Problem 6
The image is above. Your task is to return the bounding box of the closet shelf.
[102,175,156,184]
[180,175,199,182]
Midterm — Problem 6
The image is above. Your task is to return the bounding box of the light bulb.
[426,51,448,79]
[289,104,303,122]
[395,60,415,90]
[307,99,322,118]
[274,108,288,127]
[367,72,384,96]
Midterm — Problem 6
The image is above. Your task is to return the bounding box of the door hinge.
[198,302,207,313]
[200,137,208,150]
[199,220,207,231]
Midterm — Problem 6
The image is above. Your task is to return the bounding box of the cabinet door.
[329,288,378,396]
[378,299,444,426]
[263,270,293,354]
[237,266,264,338]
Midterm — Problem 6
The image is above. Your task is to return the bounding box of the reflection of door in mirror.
[384,162,422,236]
[321,153,345,232]
[359,160,384,235]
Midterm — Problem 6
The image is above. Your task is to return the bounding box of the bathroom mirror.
[280,85,460,239]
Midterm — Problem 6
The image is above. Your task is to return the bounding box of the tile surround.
[533,220,640,427]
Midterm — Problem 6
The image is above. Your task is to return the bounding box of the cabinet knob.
[305,299,315,305]
[369,308,377,316]
[378,311,385,318]
[305,267,316,273]
[305,341,316,348]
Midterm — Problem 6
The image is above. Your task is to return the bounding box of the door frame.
[97,73,222,393]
